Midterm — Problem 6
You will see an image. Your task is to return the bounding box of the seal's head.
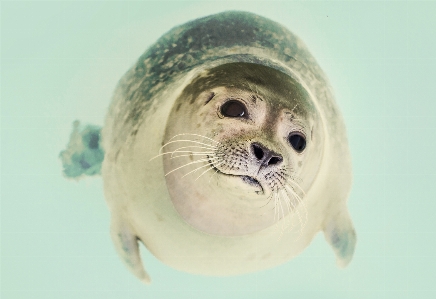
[162,62,324,236]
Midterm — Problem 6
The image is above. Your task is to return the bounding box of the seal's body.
[91,11,355,283]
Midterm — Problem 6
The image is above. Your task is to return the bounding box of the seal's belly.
[128,191,318,275]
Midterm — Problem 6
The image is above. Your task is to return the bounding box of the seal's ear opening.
[59,120,104,179]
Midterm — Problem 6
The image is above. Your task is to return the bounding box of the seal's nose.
[251,142,283,166]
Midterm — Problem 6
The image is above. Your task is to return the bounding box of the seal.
[60,11,356,284]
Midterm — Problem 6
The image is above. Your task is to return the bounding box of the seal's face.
[163,63,324,236]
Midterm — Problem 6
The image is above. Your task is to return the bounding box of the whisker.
[277,191,288,238]
[284,185,306,232]
[150,150,214,161]
[181,162,215,178]
[208,167,220,184]
[172,145,218,152]
[273,192,279,223]
[165,133,220,145]
[276,191,283,232]
[195,161,225,181]
[195,166,214,181]
[277,190,290,232]
[170,153,215,159]
[164,158,212,176]
[272,190,290,240]
[279,189,293,230]
[283,185,299,204]
[286,178,306,197]
[206,159,228,184]
[160,140,217,153]
[272,193,276,221]
[289,175,303,183]
[259,193,274,208]
[285,183,308,225]
[277,192,283,223]
[171,145,218,155]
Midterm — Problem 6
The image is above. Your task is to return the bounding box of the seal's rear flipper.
[110,217,151,284]
[59,120,104,178]
[323,209,356,267]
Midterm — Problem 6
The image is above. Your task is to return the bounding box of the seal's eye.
[288,133,306,153]
[221,100,247,118]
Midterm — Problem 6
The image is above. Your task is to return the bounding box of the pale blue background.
[2,1,436,298]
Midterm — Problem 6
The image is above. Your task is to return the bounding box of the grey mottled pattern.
[106,11,340,151]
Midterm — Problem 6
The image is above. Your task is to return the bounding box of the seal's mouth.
[209,160,263,193]
[241,175,262,188]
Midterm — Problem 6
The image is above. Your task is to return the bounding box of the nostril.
[268,156,282,165]
[252,144,264,160]
[252,142,283,166]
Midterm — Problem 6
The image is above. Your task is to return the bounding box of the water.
[2,1,435,298]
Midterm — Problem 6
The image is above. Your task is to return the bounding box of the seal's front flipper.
[59,120,104,179]
[323,208,356,267]
[110,217,151,284]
